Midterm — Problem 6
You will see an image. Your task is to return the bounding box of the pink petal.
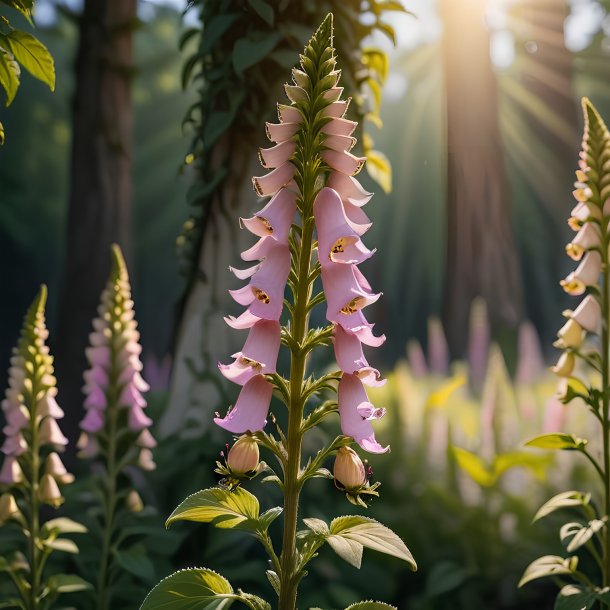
[252,162,296,197]
[39,417,68,448]
[77,432,99,458]
[128,404,153,431]
[230,263,262,280]
[225,311,262,330]
[86,346,110,368]
[333,325,385,386]
[80,408,104,433]
[338,374,389,454]
[120,383,147,409]
[1,433,27,456]
[571,295,601,333]
[322,264,382,321]
[321,117,357,137]
[84,365,108,389]
[323,87,343,102]
[241,188,296,243]
[259,141,296,169]
[314,187,374,267]
[266,121,299,143]
[247,244,290,321]
[277,104,302,123]
[136,428,157,449]
[323,134,356,152]
[84,384,107,410]
[327,172,373,207]
[214,375,273,433]
[241,234,277,262]
[229,284,256,307]
[37,394,64,419]
[0,456,23,484]
[219,320,281,386]
[324,100,350,118]
[321,150,366,176]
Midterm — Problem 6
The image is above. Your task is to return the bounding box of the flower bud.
[334,446,367,489]
[45,452,75,485]
[227,436,260,474]
[137,448,156,472]
[126,489,144,513]
[0,493,20,524]
[39,473,64,508]
[551,352,575,378]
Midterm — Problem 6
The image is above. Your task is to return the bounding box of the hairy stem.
[602,242,610,599]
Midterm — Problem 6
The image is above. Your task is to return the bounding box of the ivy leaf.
[345,601,396,610]
[560,519,606,553]
[46,574,91,594]
[325,516,416,570]
[365,149,392,194]
[1,31,55,90]
[247,0,274,26]
[525,433,587,450]
[554,584,597,610]
[232,32,281,74]
[534,491,592,523]
[519,555,578,587]
[140,568,235,610]
[0,46,20,106]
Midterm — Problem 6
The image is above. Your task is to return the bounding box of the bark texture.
[441,0,525,357]
[55,0,135,458]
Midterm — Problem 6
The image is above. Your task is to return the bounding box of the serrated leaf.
[232,32,281,74]
[452,447,494,486]
[166,487,259,530]
[44,538,79,554]
[0,46,20,106]
[519,555,578,587]
[327,516,416,570]
[555,584,597,610]
[266,570,280,596]
[247,0,274,26]
[1,31,55,90]
[258,507,282,531]
[365,149,392,194]
[140,568,235,610]
[560,519,605,553]
[303,518,329,536]
[238,593,270,610]
[534,491,592,522]
[525,433,587,450]
[345,601,397,610]
[46,574,91,594]
[42,517,87,536]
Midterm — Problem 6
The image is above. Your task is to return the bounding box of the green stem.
[27,383,41,610]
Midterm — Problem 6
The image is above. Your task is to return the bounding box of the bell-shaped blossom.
[554,317,584,350]
[252,162,296,197]
[314,187,374,267]
[560,250,601,295]
[551,352,575,377]
[322,264,381,322]
[333,324,385,387]
[214,375,273,433]
[240,189,296,245]
[566,223,600,261]
[0,456,23,485]
[327,172,372,207]
[569,294,601,334]
[568,201,600,230]
[338,374,388,454]
[229,243,290,321]
[219,320,281,385]
[321,149,366,176]
[79,245,155,471]
[258,140,296,169]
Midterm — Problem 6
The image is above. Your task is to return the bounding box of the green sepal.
[519,555,579,588]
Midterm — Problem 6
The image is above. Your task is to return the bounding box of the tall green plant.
[143,15,415,610]
[520,98,610,609]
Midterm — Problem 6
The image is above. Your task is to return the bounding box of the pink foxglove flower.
[333,324,385,387]
[78,245,155,472]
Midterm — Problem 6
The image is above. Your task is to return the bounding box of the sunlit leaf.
[452,447,494,486]
[366,149,392,194]
[426,374,466,409]
[46,574,91,594]
[1,31,55,90]
[525,433,587,451]
[0,46,20,106]
[560,519,605,553]
[534,491,593,523]
[345,603,397,610]
[519,555,578,587]
[41,517,87,536]
[43,538,79,554]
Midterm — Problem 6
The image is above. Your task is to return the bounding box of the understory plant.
[142,15,416,610]
[519,98,610,609]
[0,286,89,609]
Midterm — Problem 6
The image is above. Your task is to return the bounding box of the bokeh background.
[1,0,610,608]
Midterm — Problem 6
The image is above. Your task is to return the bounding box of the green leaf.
[44,538,79,554]
[0,599,23,609]
[519,555,578,587]
[534,491,592,523]
[555,585,597,610]
[266,570,279,596]
[303,518,330,536]
[1,0,33,22]
[525,433,587,450]
[42,517,87,536]
[0,46,20,106]
[140,568,235,610]
[166,487,259,530]
[1,31,55,90]
[326,516,416,570]
[247,0,274,26]
[425,560,473,597]
[200,14,240,55]
[258,507,283,531]
[232,32,281,74]
[365,149,392,194]
[46,574,91,594]
[0,119,4,144]
[345,601,396,610]
[452,447,494,486]
[560,519,605,553]
[114,545,156,583]
[238,593,271,610]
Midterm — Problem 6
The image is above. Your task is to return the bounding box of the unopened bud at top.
[227,436,260,474]
[334,446,367,489]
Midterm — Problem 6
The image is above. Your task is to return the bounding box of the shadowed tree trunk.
[55,0,136,460]
[441,0,524,358]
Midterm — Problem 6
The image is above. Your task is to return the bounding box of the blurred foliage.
[0,3,192,373]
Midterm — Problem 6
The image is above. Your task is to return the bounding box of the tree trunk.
[55,0,135,459]
[441,0,524,358]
